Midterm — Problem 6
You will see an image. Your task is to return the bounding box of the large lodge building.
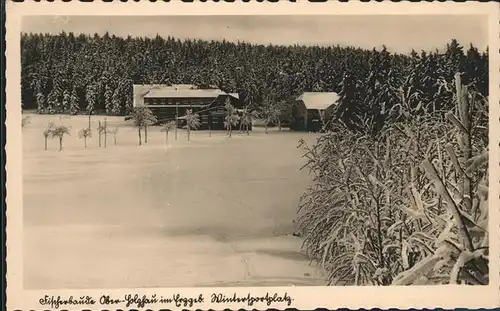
[133,84,341,132]
[133,84,246,130]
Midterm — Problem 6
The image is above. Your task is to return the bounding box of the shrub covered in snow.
[297,74,489,286]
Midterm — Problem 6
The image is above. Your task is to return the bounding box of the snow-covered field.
[22,113,325,289]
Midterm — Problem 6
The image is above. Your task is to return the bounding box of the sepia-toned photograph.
[20,13,491,288]
[5,1,500,310]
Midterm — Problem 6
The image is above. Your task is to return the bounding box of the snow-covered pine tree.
[70,88,79,115]
[335,71,364,132]
[36,92,46,113]
[46,89,59,114]
[85,84,96,113]
[62,90,70,113]
[123,79,134,114]
[52,79,64,112]
[104,84,113,114]
[111,87,121,116]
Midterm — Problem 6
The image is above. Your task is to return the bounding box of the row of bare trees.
[41,122,70,151]
[29,97,284,151]
[130,98,276,145]
[76,120,120,149]
[33,111,198,151]
[25,114,117,151]
[129,106,201,144]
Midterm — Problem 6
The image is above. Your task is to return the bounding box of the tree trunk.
[144,126,148,143]
[44,136,48,150]
[104,120,107,148]
[165,131,168,147]
[229,124,232,138]
[187,125,190,141]
[138,127,142,145]
[59,137,63,151]
[208,114,212,137]
[265,122,268,134]
[98,120,102,147]
[455,74,473,213]
[88,113,91,130]
[104,119,107,148]
[278,119,282,131]
[114,136,116,146]
[84,137,87,148]
[175,123,178,140]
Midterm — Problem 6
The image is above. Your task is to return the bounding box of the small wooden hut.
[290,92,339,132]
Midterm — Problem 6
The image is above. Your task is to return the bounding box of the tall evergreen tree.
[46,89,59,114]
[62,90,70,113]
[36,92,46,113]
[70,88,79,115]
[85,84,97,113]
[104,84,113,114]
[111,87,121,116]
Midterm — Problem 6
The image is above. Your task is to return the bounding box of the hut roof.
[296,92,339,110]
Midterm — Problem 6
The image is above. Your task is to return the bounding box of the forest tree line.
[21,32,488,134]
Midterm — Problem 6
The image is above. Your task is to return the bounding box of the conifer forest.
[21,31,490,286]
[21,33,487,130]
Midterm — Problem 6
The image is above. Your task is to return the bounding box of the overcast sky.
[22,15,488,54]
